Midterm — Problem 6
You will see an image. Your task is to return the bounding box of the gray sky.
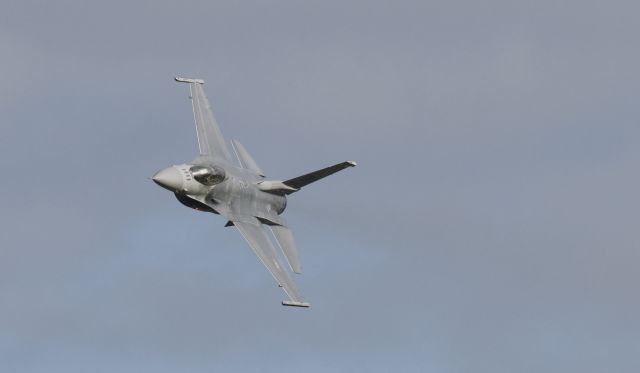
[1,1,639,372]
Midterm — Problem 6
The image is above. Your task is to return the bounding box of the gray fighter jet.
[152,77,356,307]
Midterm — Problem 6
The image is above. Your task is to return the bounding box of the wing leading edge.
[234,220,310,308]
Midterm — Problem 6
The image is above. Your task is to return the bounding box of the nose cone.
[152,167,184,192]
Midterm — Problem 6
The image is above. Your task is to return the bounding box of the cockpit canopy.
[189,165,226,186]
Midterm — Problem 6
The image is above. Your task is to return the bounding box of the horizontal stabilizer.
[283,161,356,191]
[231,140,265,177]
[271,225,301,273]
[282,300,310,308]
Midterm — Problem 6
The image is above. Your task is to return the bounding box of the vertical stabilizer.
[283,161,356,191]
[270,225,302,274]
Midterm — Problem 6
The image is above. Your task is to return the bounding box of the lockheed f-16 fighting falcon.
[152,77,356,308]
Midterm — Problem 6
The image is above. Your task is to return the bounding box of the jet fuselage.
[152,77,355,307]
[153,156,287,222]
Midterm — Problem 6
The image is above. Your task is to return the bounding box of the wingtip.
[282,300,311,308]
[347,161,357,167]
[175,76,205,84]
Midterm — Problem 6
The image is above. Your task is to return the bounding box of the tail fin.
[283,161,356,191]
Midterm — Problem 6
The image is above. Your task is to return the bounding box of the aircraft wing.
[175,77,232,160]
[234,220,310,307]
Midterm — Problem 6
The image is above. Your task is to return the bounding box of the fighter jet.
[152,77,356,307]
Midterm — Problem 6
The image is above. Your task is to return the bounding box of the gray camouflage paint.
[152,80,354,306]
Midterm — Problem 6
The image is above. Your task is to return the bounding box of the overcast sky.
[1,1,639,372]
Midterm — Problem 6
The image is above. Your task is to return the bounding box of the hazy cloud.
[1,1,639,372]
